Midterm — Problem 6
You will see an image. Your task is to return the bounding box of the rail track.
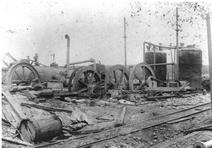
[35,102,211,148]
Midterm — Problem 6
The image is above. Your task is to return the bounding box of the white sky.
[0,0,211,66]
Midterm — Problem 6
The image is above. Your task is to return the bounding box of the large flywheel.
[68,67,81,92]
[5,61,40,85]
[105,65,129,91]
[69,66,102,94]
[129,63,156,90]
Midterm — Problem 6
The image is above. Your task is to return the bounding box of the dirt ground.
[2,92,212,148]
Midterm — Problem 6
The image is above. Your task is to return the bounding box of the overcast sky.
[0,0,211,66]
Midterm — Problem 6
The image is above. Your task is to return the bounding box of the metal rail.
[75,103,211,148]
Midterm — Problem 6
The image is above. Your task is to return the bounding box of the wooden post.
[206,13,212,111]
[65,34,70,72]
[175,7,179,80]
[143,42,146,63]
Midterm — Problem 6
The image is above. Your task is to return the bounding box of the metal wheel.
[68,68,81,92]
[105,65,129,91]
[94,63,106,80]
[70,66,102,94]
[5,61,40,85]
[129,63,156,90]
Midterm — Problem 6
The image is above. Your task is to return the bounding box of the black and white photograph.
[1,0,212,147]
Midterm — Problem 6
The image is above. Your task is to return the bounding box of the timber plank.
[2,91,27,127]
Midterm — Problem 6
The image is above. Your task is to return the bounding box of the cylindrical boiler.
[179,49,202,88]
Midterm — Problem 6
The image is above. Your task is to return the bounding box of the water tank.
[179,49,202,88]
[145,52,167,81]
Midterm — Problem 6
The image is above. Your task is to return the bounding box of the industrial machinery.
[3,34,130,95]
[3,38,201,96]
[128,42,182,91]
[129,63,156,90]
[4,61,129,95]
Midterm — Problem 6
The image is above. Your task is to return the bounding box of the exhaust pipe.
[65,34,70,71]
[193,140,212,148]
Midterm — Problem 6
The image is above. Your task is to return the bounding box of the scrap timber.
[2,85,212,148]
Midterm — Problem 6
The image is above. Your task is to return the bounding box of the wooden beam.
[206,13,212,111]
[2,137,33,147]
[2,91,24,122]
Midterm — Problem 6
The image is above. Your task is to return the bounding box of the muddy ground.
[2,92,212,148]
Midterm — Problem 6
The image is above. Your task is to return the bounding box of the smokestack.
[65,34,70,71]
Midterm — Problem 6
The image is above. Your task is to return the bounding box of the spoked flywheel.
[129,63,156,90]
[105,65,129,91]
[70,66,103,94]
[5,61,40,86]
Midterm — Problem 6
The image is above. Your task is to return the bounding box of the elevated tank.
[145,52,167,81]
[179,49,202,88]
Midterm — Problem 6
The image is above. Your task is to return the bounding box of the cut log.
[19,115,62,143]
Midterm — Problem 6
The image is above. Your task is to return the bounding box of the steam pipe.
[69,58,96,71]
[148,63,175,66]
[65,34,70,72]
[143,42,184,50]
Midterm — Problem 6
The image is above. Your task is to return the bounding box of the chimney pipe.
[65,34,70,71]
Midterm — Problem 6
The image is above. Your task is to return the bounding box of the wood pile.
[2,86,127,146]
